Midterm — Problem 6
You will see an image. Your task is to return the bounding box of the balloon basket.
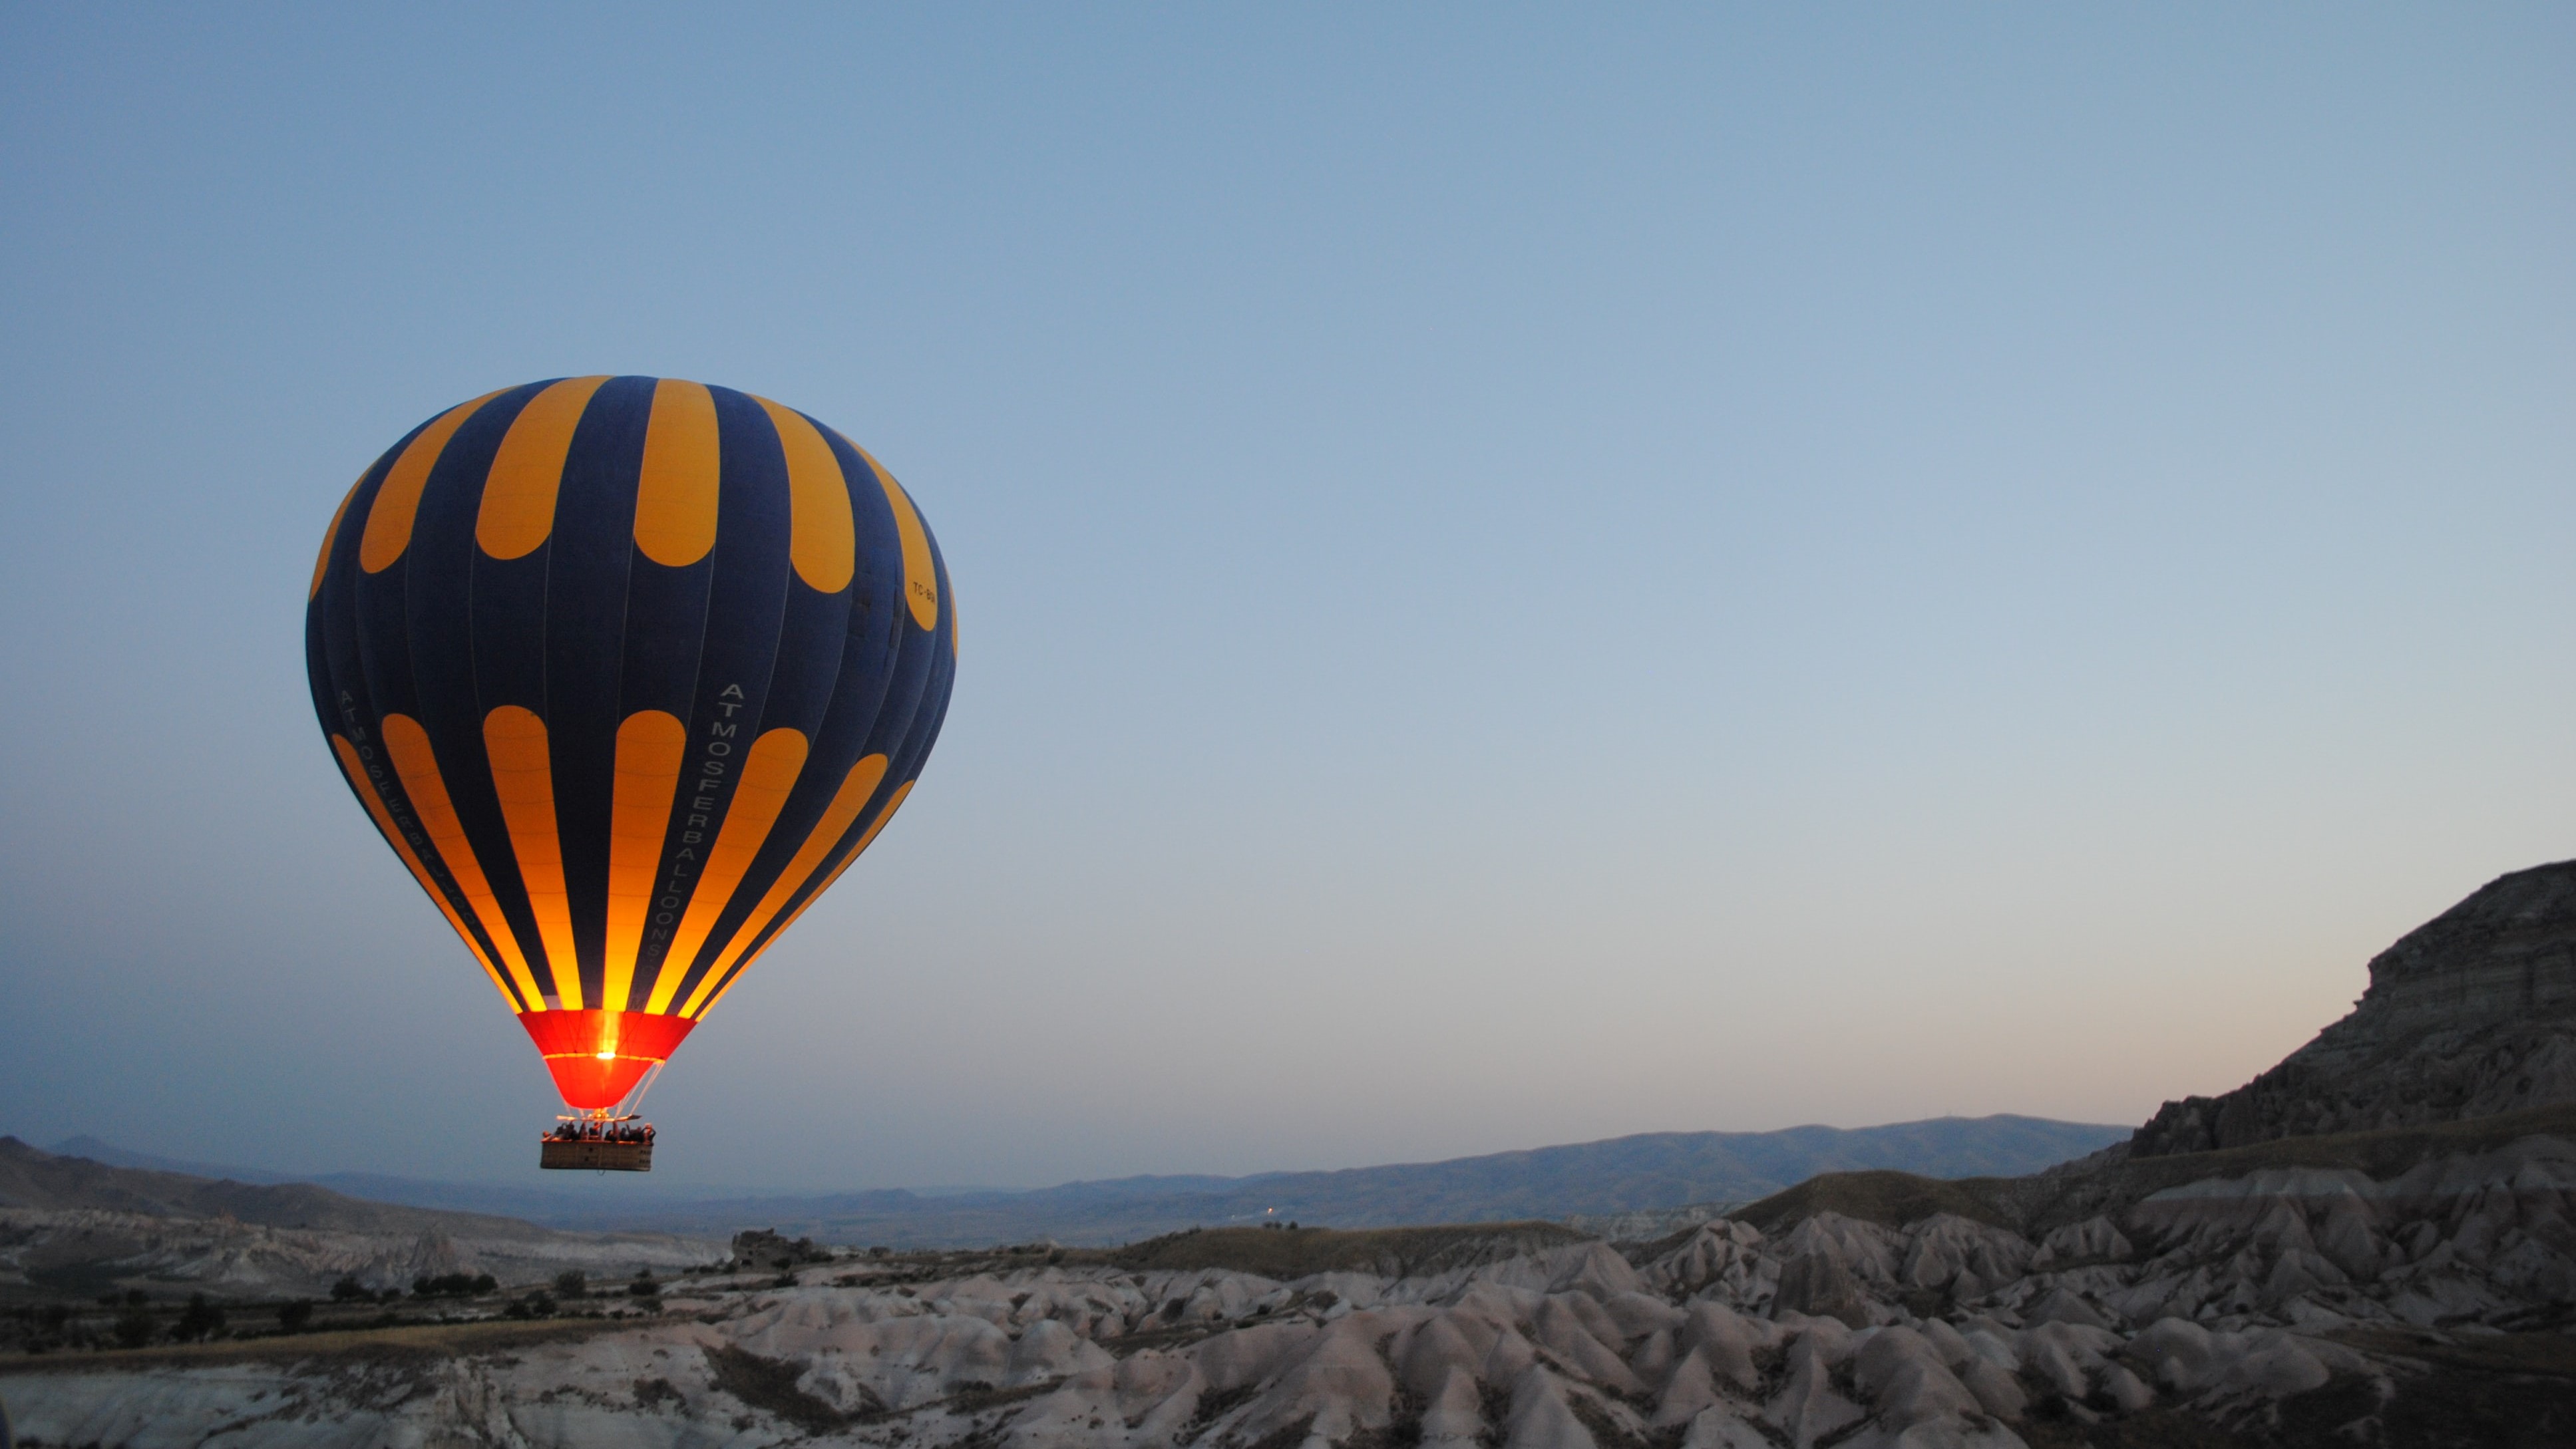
[541,1106,655,1172]
[540,1137,653,1172]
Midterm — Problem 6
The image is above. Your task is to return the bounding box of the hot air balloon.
[305,377,956,1169]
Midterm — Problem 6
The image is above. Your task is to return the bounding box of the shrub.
[112,1307,156,1349]
[472,1273,498,1295]
[554,1270,588,1299]
[277,1300,313,1332]
[172,1293,227,1343]
[329,1277,367,1302]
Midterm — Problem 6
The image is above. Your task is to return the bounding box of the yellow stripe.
[757,397,855,593]
[633,379,721,567]
[476,376,609,560]
[603,709,688,1011]
[481,705,582,1009]
[641,727,810,1012]
[380,713,549,1008]
[681,753,888,1013]
[839,434,937,629]
[331,734,519,1009]
[694,778,912,1021]
[310,475,361,599]
[360,389,506,573]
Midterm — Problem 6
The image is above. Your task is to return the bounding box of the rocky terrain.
[5,1142,2572,1449]
[6,862,2576,1446]
[2131,859,2576,1157]
[0,1139,717,1303]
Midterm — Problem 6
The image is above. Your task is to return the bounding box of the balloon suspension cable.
[616,1060,667,1119]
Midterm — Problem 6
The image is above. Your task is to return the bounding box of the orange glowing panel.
[643,727,810,1013]
[482,705,582,1009]
[331,734,520,1009]
[310,476,361,599]
[755,397,856,593]
[682,753,889,1016]
[380,713,548,1009]
[476,376,610,560]
[359,389,505,573]
[693,778,913,1021]
[603,710,688,1011]
[840,434,938,630]
[633,379,721,567]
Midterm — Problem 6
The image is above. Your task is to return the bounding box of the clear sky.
[3,6,2570,1193]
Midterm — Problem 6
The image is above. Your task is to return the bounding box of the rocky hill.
[1,1138,544,1236]
[2130,859,2576,1156]
[8,1154,2571,1448]
[0,1138,718,1302]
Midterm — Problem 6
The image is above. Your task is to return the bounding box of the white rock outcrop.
[17,1137,2565,1449]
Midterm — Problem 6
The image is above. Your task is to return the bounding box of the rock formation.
[0,1139,717,1300]
[2132,859,2576,1156]
[9,1153,2571,1449]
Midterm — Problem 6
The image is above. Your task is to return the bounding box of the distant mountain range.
[47,1114,2125,1247]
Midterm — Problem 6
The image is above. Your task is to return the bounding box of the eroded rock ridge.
[2132,859,2576,1158]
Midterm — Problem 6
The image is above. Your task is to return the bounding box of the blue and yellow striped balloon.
[305,378,956,1111]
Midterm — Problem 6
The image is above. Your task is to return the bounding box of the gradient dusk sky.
[3,5,2571,1192]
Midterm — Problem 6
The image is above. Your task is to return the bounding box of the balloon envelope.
[305,378,956,1108]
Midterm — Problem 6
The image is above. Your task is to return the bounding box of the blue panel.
[542,375,655,1000]
[312,420,526,1006]
[699,486,958,1001]
[400,381,550,985]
